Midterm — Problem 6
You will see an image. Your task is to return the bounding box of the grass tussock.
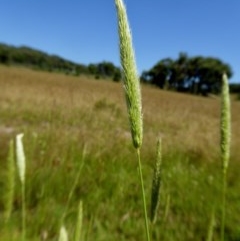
[0,64,240,240]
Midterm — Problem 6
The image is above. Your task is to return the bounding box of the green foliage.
[229,83,240,100]
[0,43,121,81]
[88,62,121,81]
[142,52,233,96]
[229,83,240,93]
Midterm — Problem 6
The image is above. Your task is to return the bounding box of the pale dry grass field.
[0,65,239,163]
[0,65,239,240]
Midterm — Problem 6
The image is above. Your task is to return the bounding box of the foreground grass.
[0,65,240,240]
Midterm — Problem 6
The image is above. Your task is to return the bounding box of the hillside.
[1,65,239,159]
[0,43,121,80]
[0,65,240,240]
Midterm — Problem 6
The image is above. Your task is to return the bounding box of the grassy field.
[0,65,240,240]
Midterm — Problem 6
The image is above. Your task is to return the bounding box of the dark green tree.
[0,44,10,64]
[142,58,174,89]
[0,42,127,81]
[113,68,122,82]
[142,53,232,95]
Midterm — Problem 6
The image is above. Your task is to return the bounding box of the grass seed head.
[150,138,162,223]
[59,226,68,241]
[115,0,143,149]
[220,73,231,172]
[16,133,25,184]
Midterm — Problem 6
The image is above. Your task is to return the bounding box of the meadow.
[0,65,240,240]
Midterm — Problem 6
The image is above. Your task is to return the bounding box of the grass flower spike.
[220,73,231,172]
[115,1,150,241]
[16,133,26,184]
[16,133,26,241]
[115,0,143,149]
[150,138,162,224]
[58,226,68,241]
[220,73,231,241]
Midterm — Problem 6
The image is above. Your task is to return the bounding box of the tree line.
[1,43,239,97]
[0,43,122,81]
[141,52,235,96]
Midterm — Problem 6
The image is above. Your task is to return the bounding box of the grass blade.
[4,139,15,222]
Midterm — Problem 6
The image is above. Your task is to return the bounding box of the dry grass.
[0,65,240,240]
[142,83,240,165]
[0,65,239,163]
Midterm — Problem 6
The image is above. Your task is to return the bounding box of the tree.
[142,53,233,95]
[0,44,10,64]
[142,58,174,89]
[113,68,122,82]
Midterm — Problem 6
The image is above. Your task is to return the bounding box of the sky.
[0,0,239,83]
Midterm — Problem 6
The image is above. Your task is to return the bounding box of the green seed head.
[16,133,26,184]
[150,138,162,223]
[115,0,143,149]
[59,226,68,241]
[220,73,231,172]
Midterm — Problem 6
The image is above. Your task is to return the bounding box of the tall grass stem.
[137,149,151,241]
[206,209,215,241]
[5,139,15,222]
[21,184,26,241]
[16,133,26,241]
[74,200,83,241]
[60,147,86,224]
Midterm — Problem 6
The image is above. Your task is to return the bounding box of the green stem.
[61,160,84,225]
[137,148,151,241]
[220,169,227,241]
[21,182,26,241]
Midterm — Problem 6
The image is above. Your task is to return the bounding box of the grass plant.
[150,138,162,224]
[206,209,216,241]
[220,73,231,241]
[115,0,150,240]
[15,133,26,241]
[60,147,85,225]
[74,200,83,241]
